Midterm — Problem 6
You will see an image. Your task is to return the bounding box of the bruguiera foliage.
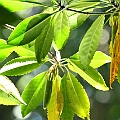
[1,0,120,119]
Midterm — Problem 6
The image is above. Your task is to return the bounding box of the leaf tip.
[95,84,109,91]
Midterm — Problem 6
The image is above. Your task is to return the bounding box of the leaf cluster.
[0,0,116,119]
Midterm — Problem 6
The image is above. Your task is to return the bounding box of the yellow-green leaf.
[66,72,90,119]
[0,39,16,62]
[53,11,70,50]
[0,56,41,76]
[68,60,109,91]
[47,75,63,120]
[79,15,105,69]
[21,72,47,117]
[70,51,111,68]
[0,0,39,12]
[0,75,26,105]
[90,51,111,68]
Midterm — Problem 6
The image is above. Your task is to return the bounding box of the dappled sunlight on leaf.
[0,75,26,105]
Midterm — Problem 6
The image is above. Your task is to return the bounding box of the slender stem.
[48,51,59,65]
[3,24,15,31]
[66,8,114,15]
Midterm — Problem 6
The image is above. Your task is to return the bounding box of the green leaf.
[70,51,111,68]
[0,39,16,62]
[79,15,105,69]
[0,56,42,76]
[69,52,79,60]
[21,0,48,7]
[14,46,35,57]
[35,16,54,63]
[8,13,51,46]
[66,72,90,119]
[43,73,53,109]
[68,1,100,11]
[68,12,89,30]
[21,72,47,117]
[50,0,58,4]
[22,42,35,52]
[0,39,14,49]
[0,75,26,105]
[68,60,109,91]
[61,75,74,120]
[20,0,40,1]
[0,0,40,12]
[53,11,70,50]
[66,0,74,3]
[47,75,63,120]
[67,2,97,30]
[90,51,111,68]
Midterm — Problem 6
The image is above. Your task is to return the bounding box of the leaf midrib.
[24,76,46,115]
[68,72,86,116]
[83,15,104,67]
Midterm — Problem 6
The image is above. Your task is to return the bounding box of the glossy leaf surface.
[68,11,89,30]
[0,0,39,12]
[14,46,35,57]
[47,75,63,120]
[35,16,54,63]
[79,15,105,69]
[0,75,26,105]
[66,72,90,119]
[8,13,51,45]
[90,51,111,68]
[0,56,42,76]
[68,1,99,10]
[70,51,111,68]
[53,11,70,50]
[21,72,47,117]
[68,60,109,91]
[0,39,16,62]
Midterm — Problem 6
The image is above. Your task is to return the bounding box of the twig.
[48,51,59,65]
[3,24,15,31]
[66,8,114,15]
